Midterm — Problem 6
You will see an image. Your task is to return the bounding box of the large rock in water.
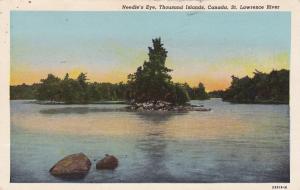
[49,153,91,179]
[96,154,118,170]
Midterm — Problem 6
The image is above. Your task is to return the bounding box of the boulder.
[49,153,91,179]
[96,154,118,170]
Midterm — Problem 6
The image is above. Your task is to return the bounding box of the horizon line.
[10,68,290,92]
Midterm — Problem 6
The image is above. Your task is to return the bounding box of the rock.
[49,153,91,179]
[137,107,143,111]
[96,154,118,170]
[127,100,211,112]
[191,104,204,107]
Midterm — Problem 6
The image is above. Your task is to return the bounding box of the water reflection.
[39,107,126,114]
[135,124,175,182]
[133,111,184,182]
[11,100,290,182]
[134,111,187,124]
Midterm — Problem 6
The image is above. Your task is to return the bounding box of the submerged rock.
[96,154,118,170]
[49,153,91,179]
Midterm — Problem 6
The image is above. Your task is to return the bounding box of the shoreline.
[12,99,212,112]
[223,99,289,105]
[10,99,289,105]
[29,100,128,105]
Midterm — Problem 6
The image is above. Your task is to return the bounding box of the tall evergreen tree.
[128,38,189,104]
[76,73,89,103]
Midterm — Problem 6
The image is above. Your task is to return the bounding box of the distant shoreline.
[224,100,289,105]
[20,100,128,105]
[10,99,289,105]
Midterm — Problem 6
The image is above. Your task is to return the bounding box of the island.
[10,38,289,106]
[10,38,210,111]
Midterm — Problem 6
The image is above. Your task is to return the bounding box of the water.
[10,99,289,183]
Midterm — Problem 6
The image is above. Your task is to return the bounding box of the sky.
[11,11,290,91]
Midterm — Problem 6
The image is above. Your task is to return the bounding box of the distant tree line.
[10,73,209,104]
[183,83,210,100]
[35,73,129,104]
[10,83,40,100]
[208,90,225,98]
[222,69,289,104]
[9,75,209,104]
[10,74,129,103]
[10,38,209,104]
[11,38,289,105]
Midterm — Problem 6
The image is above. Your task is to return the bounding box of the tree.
[193,82,209,100]
[10,83,39,99]
[60,73,81,104]
[76,73,89,103]
[181,82,209,100]
[166,83,190,105]
[77,73,88,88]
[223,69,289,104]
[36,74,61,101]
[128,38,189,104]
[208,90,225,98]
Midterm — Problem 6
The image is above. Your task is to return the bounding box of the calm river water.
[10,99,289,182]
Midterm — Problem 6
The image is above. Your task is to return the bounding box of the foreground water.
[10,99,289,183]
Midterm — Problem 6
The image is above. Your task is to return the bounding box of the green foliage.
[165,83,190,105]
[36,74,61,101]
[10,83,39,99]
[128,38,175,102]
[223,69,289,104]
[194,83,209,100]
[60,73,82,104]
[10,38,210,105]
[10,72,127,103]
[127,38,194,105]
[182,82,209,100]
[208,90,225,98]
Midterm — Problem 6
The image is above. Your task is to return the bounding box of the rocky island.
[10,38,212,110]
[127,100,211,112]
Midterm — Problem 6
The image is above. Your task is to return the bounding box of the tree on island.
[10,38,212,104]
[60,73,85,104]
[127,38,189,105]
[10,83,39,100]
[36,74,61,101]
[183,82,209,100]
[34,72,130,104]
[195,83,209,99]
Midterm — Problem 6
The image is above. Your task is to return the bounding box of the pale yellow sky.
[10,52,289,91]
[11,12,290,91]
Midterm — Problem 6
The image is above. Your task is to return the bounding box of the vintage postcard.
[1,0,300,189]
